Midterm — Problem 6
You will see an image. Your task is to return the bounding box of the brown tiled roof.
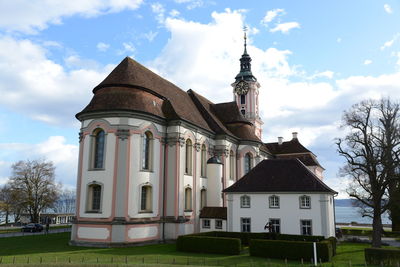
[199,207,227,220]
[77,57,212,132]
[264,139,311,154]
[276,153,323,169]
[223,159,336,193]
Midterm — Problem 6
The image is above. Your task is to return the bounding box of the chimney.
[278,137,283,145]
[292,132,298,140]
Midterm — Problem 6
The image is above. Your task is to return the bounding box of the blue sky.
[0,0,399,198]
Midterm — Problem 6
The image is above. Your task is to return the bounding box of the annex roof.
[199,207,227,220]
[223,158,336,194]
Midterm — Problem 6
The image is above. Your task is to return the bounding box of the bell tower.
[231,28,263,139]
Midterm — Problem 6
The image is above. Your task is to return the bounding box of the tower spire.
[235,26,256,82]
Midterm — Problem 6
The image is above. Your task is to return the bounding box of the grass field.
[0,232,391,266]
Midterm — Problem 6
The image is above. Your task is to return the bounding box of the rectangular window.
[202,219,210,229]
[215,220,223,229]
[301,220,312,235]
[300,196,311,209]
[269,195,280,208]
[269,218,281,233]
[240,195,250,208]
[241,218,251,232]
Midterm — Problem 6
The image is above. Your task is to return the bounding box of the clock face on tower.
[235,81,249,95]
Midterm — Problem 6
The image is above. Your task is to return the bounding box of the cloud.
[148,8,400,198]
[384,4,393,14]
[143,31,158,42]
[0,136,78,187]
[174,0,204,10]
[261,8,285,26]
[270,22,300,34]
[151,2,166,24]
[380,34,399,50]
[364,59,372,65]
[117,42,136,56]
[97,42,110,52]
[0,0,143,34]
[0,36,112,126]
[337,37,342,43]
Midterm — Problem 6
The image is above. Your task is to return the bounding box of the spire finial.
[243,26,248,54]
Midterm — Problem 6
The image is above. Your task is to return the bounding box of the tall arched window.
[244,153,252,174]
[229,150,235,180]
[241,95,246,104]
[185,139,192,175]
[142,131,153,170]
[185,187,192,211]
[93,129,105,169]
[87,183,102,212]
[200,189,207,209]
[201,144,207,177]
[140,185,153,212]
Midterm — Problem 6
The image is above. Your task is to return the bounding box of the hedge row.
[249,239,333,262]
[341,228,400,238]
[195,231,325,246]
[365,248,400,266]
[176,235,241,255]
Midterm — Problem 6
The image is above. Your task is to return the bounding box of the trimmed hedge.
[327,237,337,256]
[249,239,333,262]
[176,235,241,255]
[365,248,400,266]
[278,233,325,242]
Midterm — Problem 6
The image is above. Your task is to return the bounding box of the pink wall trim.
[75,135,85,225]
[111,135,119,221]
[75,224,112,242]
[221,153,226,207]
[124,135,131,220]
[158,141,163,217]
[164,145,168,216]
[250,90,253,113]
[125,224,160,242]
[175,142,180,218]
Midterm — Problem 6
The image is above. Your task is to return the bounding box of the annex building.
[70,38,336,246]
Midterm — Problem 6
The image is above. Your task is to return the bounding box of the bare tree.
[8,159,60,223]
[52,189,76,214]
[0,184,25,224]
[336,99,400,247]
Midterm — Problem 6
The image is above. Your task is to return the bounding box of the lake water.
[335,206,391,225]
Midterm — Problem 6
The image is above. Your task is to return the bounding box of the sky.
[0,0,399,198]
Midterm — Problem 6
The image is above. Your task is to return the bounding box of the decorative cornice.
[116,129,130,140]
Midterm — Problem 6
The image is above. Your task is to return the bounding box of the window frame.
[200,189,207,209]
[299,195,311,209]
[139,184,153,213]
[185,139,193,175]
[184,187,193,211]
[300,219,312,236]
[269,195,280,209]
[244,153,252,174]
[269,218,281,233]
[141,131,153,171]
[91,129,106,170]
[240,195,251,208]
[215,219,223,229]
[229,150,235,180]
[200,144,207,177]
[86,183,103,213]
[202,219,210,229]
[241,217,251,233]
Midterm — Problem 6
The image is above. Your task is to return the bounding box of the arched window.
[185,139,192,175]
[240,195,250,208]
[200,189,207,209]
[244,153,252,174]
[140,185,153,212]
[93,129,105,169]
[229,150,235,180]
[241,108,246,116]
[185,187,192,211]
[201,144,207,177]
[87,184,102,212]
[241,95,246,104]
[142,131,153,170]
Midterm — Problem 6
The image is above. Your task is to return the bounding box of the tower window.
[241,109,245,116]
[142,131,153,170]
[93,129,105,169]
[140,185,153,212]
[185,139,192,175]
[201,144,207,177]
[244,153,252,174]
[87,183,102,213]
[241,95,246,104]
[185,187,192,211]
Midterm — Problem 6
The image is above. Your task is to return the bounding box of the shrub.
[327,237,337,255]
[212,232,277,246]
[176,236,241,255]
[278,234,325,242]
[249,239,332,262]
[365,248,400,266]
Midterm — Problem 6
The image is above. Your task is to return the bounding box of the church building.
[70,35,336,246]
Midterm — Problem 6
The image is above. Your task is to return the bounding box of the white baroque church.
[70,38,336,246]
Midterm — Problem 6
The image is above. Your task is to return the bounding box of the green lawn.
[0,232,386,266]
